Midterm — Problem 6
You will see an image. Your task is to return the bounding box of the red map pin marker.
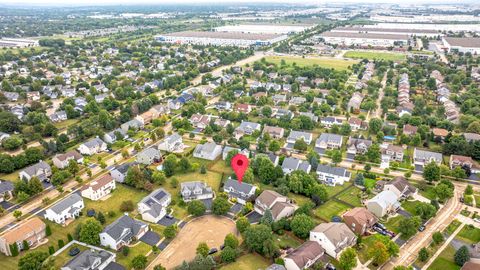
[231,154,249,183]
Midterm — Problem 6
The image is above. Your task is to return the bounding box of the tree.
[196,242,209,257]
[419,247,429,262]
[339,247,357,270]
[260,209,274,226]
[454,245,470,266]
[10,243,19,256]
[423,162,441,183]
[355,173,365,186]
[221,246,237,263]
[224,233,239,249]
[188,200,206,217]
[122,246,130,256]
[331,150,342,164]
[435,182,454,202]
[152,171,166,185]
[120,200,134,212]
[368,241,389,266]
[67,159,79,176]
[244,224,274,255]
[13,210,22,220]
[154,265,166,270]
[96,212,106,225]
[364,164,371,172]
[164,225,177,239]
[178,157,191,171]
[415,202,437,220]
[290,214,315,239]
[293,139,308,152]
[22,240,29,251]
[369,118,383,134]
[398,216,421,240]
[18,251,48,270]
[236,216,250,233]
[79,218,102,245]
[131,255,148,270]
[432,231,444,245]
[212,197,230,215]
[163,154,177,177]
[269,140,280,152]
[45,224,52,236]
[465,185,473,195]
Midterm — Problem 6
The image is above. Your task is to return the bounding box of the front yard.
[427,244,460,270]
[456,225,480,244]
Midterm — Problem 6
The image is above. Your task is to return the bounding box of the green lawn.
[274,233,302,249]
[220,253,271,270]
[384,215,403,234]
[54,119,79,130]
[53,243,88,268]
[364,178,377,189]
[116,242,152,267]
[263,56,358,70]
[336,186,363,207]
[427,244,461,270]
[344,51,406,61]
[456,225,480,244]
[474,194,480,208]
[325,184,351,198]
[315,200,351,221]
[444,220,462,236]
[357,234,386,263]
[417,185,438,201]
[401,200,422,216]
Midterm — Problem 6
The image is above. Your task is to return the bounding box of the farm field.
[263,56,358,70]
[344,51,406,61]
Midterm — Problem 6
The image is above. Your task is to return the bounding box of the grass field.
[53,243,88,268]
[456,225,480,244]
[220,253,271,270]
[54,119,79,130]
[263,56,358,70]
[444,220,462,236]
[274,233,302,249]
[401,200,422,216]
[315,200,350,221]
[364,178,377,189]
[357,234,386,263]
[336,186,363,207]
[116,242,152,267]
[325,184,351,198]
[384,215,404,234]
[344,51,406,61]
[427,244,461,270]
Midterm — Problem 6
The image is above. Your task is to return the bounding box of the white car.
[473,218,480,223]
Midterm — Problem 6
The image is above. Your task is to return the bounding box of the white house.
[158,133,184,153]
[52,150,83,169]
[180,181,214,202]
[193,142,222,160]
[316,164,351,186]
[285,130,313,150]
[315,133,343,154]
[281,157,311,175]
[138,188,171,223]
[284,241,324,270]
[223,178,256,205]
[309,222,357,259]
[80,174,116,201]
[366,190,400,218]
[44,194,84,225]
[136,148,162,165]
[77,137,107,156]
[100,214,149,250]
[19,160,52,182]
[103,128,128,144]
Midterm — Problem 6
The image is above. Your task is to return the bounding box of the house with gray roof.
[180,181,214,202]
[136,148,162,165]
[100,214,149,250]
[0,180,13,203]
[367,190,400,218]
[346,137,372,158]
[77,137,107,155]
[223,178,256,205]
[320,117,343,128]
[310,222,356,259]
[48,110,67,123]
[103,128,128,144]
[158,133,184,153]
[413,148,443,171]
[284,241,325,270]
[222,146,249,160]
[44,193,84,225]
[52,150,83,169]
[138,188,171,223]
[234,121,262,139]
[315,133,343,154]
[110,162,136,183]
[316,164,351,186]
[61,248,116,270]
[285,130,313,150]
[19,160,52,182]
[120,118,144,132]
[282,157,311,175]
[193,142,222,160]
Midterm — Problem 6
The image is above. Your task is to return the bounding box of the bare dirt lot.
[148,215,238,269]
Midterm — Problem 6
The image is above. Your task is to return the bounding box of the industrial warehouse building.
[442,37,480,54]
[214,24,315,34]
[155,31,287,47]
[320,31,409,47]
[331,26,441,37]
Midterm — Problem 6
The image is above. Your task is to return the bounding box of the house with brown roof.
[0,217,46,256]
[381,144,404,162]
[263,125,285,139]
[343,207,378,235]
[254,190,297,222]
[403,124,417,136]
[284,241,325,270]
[236,103,252,114]
[348,117,367,131]
[432,128,449,141]
[383,176,417,198]
[309,222,357,258]
[80,174,116,201]
[52,150,84,169]
[450,155,480,173]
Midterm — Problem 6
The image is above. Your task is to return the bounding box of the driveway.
[229,203,243,214]
[140,231,161,246]
[398,209,412,218]
[201,198,213,210]
[246,211,262,224]
[157,216,178,226]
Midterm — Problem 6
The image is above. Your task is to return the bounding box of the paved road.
[371,69,388,120]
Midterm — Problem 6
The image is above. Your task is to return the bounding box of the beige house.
[254,190,297,222]
[80,174,116,201]
[0,217,46,256]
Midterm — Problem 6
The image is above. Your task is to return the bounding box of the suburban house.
[136,147,162,165]
[383,176,417,198]
[285,131,313,149]
[367,190,400,218]
[236,104,252,114]
[316,164,351,186]
[254,190,297,222]
[215,101,232,111]
[121,119,144,132]
[222,146,249,161]
[180,181,214,202]
[0,217,46,256]
[309,222,357,259]
[403,124,418,136]
[413,148,443,171]
[450,155,480,173]
[263,126,285,139]
[80,174,116,201]
[100,214,149,250]
[44,193,85,225]
[103,128,128,144]
[61,249,116,270]
[19,160,52,182]
[138,188,171,223]
[464,132,480,142]
[193,142,222,160]
[52,150,84,169]
[223,178,256,205]
[282,157,311,175]
[77,137,107,155]
[315,133,343,154]
[346,137,372,158]
[432,128,449,141]
[284,241,325,270]
[320,117,343,128]
[0,180,13,203]
[110,162,136,183]
[234,121,262,139]
[343,207,378,235]
[348,117,367,131]
[190,114,213,130]
[158,133,184,153]
[381,144,404,162]
[299,112,319,123]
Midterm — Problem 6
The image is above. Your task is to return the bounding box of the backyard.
[315,200,350,221]
[220,253,270,270]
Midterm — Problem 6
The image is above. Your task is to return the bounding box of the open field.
[344,51,406,61]
[263,56,358,70]
[149,215,237,269]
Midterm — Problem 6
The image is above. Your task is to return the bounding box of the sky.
[0,0,476,7]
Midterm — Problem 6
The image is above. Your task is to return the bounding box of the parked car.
[473,218,480,223]
[208,248,218,255]
[418,225,426,232]
[69,247,80,256]
[326,263,336,270]
[166,214,174,219]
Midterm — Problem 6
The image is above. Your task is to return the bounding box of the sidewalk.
[421,223,465,270]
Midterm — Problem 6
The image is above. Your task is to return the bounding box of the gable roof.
[1,217,45,244]
[285,241,324,269]
[368,190,399,209]
[311,222,356,246]
[343,207,378,227]
[80,174,114,192]
[102,214,147,242]
[49,193,83,215]
[316,164,350,177]
[224,178,255,195]
[63,249,114,270]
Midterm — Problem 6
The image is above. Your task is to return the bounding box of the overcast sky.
[0,0,475,7]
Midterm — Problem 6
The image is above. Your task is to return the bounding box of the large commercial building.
[331,26,441,37]
[0,38,38,48]
[155,31,287,47]
[320,31,409,47]
[442,37,480,54]
[214,24,314,35]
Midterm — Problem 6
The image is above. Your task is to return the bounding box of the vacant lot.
[149,215,237,269]
[263,56,358,70]
[344,51,406,61]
